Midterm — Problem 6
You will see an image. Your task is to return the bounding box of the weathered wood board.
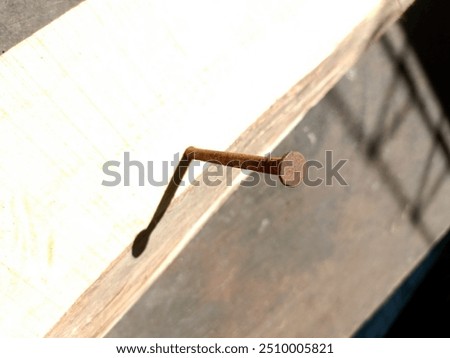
[109,22,450,338]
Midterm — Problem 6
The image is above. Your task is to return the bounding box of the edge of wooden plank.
[46,0,414,337]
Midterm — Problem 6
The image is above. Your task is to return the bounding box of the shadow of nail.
[132,227,151,257]
[132,153,191,258]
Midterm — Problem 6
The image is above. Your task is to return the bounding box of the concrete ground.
[2,0,449,337]
[0,0,83,54]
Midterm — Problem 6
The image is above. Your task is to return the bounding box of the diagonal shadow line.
[328,88,435,243]
[132,152,191,257]
[400,0,450,128]
[410,128,440,215]
[420,168,448,214]
[369,59,403,138]
[378,33,450,220]
[367,38,414,154]
[380,35,450,168]
[367,97,413,159]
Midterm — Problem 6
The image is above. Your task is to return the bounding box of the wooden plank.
[0,0,414,337]
[108,22,450,338]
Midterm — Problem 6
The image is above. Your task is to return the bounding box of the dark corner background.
[381,0,450,337]
[355,0,450,337]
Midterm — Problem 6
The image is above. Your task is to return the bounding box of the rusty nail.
[184,146,305,187]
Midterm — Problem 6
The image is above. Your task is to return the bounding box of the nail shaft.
[186,146,282,175]
[185,146,305,187]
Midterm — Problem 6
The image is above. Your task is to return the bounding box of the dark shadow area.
[386,229,450,337]
[0,0,84,54]
[132,153,190,257]
[354,0,450,336]
[354,229,450,337]
[401,0,450,127]
[329,0,450,246]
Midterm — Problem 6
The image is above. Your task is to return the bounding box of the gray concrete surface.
[0,0,83,54]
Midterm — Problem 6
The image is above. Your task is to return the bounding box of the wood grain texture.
[0,0,413,337]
